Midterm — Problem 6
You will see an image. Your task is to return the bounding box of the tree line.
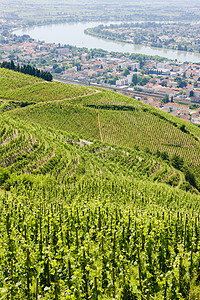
[0,60,53,81]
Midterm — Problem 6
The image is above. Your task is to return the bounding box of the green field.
[0,68,93,102]
[9,86,200,179]
[1,69,200,299]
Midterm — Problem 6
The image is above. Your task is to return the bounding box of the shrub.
[0,167,10,186]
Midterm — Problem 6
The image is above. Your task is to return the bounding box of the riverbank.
[14,21,200,63]
[85,22,200,55]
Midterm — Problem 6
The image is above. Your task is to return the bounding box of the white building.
[116,78,128,86]
[157,68,170,75]
[119,62,140,70]
[127,73,133,84]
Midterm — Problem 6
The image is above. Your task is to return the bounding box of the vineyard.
[1,184,200,299]
[0,116,186,189]
[0,68,42,92]
[0,68,93,103]
[0,61,53,82]
[10,88,200,185]
[1,69,200,299]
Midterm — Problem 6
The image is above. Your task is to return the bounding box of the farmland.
[9,85,200,182]
[1,69,200,299]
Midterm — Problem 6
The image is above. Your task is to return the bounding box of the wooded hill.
[0,68,200,299]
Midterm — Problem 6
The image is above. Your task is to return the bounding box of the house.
[180,114,190,120]
[180,118,190,122]
[170,111,180,117]
[57,48,69,55]
[149,100,162,108]
[161,107,170,113]
[163,103,189,112]
[191,115,200,124]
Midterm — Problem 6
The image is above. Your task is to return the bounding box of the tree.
[53,67,62,73]
[182,166,196,188]
[10,60,15,70]
[179,124,187,133]
[163,94,169,103]
[139,77,149,86]
[123,68,130,76]
[189,90,194,97]
[175,77,187,88]
[0,61,52,81]
[132,74,138,85]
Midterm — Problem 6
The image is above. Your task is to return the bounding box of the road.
[53,78,165,99]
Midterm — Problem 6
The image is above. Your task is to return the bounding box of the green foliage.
[182,166,197,188]
[8,89,200,177]
[170,154,184,170]
[175,77,187,88]
[0,67,42,92]
[3,74,199,191]
[0,60,53,81]
[0,167,10,185]
[179,124,188,133]
[0,69,93,103]
[0,181,199,299]
[1,70,200,298]
[131,74,150,86]
[160,151,169,161]
[162,94,169,104]
[165,172,180,187]
[123,68,130,76]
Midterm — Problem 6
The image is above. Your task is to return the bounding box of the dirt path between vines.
[176,171,183,189]
[163,168,176,182]
[52,89,101,104]
[97,110,103,142]
[1,129,18,146]
[68,156,80,177]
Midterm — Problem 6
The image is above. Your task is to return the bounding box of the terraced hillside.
[0,116,186,190]
[1,69,200,299]
[0,68,93,110]
[4,74,200,186]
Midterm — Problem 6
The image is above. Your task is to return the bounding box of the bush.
[160,151,169,161]
[183,166,196,188]
[0,167,10,186]
[170,154,184,170]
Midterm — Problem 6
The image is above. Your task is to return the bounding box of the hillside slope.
[1,69,200,299]
[1,68,199,188]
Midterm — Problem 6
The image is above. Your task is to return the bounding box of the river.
[15,21,200,63]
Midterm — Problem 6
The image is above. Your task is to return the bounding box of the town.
[1,32,200,125]
[85,22,200,53]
